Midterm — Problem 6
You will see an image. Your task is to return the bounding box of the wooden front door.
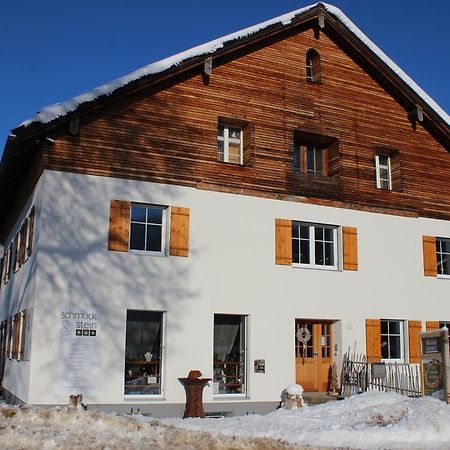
[295,320,332,392]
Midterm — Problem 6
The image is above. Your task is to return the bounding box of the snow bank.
[164,391,450,450]
[2,391,450,449]
[18,2,449,129]
[0,403,291,450]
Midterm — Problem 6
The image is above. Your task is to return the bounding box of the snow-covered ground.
[1,391,450,449]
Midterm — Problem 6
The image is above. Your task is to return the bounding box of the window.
[109,201,190,256]
[306,49,321,82]
[213,314,246,395]
[292,222,338,269]
[294,144,327,175]
[436,238,450,276]
[217,124,243,165]
[129,204,167,255]
[375,154,392,190]
[124,310,163,396]
[380,320,404,360]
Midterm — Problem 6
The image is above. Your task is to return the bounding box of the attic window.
[306,49,321,83]
[374,147,402,192]
[293,131,339,178]
[217,119,253,166]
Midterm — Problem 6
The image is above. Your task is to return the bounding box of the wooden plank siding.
[15,25,450,229]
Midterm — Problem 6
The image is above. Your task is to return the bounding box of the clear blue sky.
[1,0,449,156]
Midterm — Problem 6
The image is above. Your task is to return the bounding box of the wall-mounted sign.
[55,307,101,397]
[371,363,386,379]
[254,359,265,373]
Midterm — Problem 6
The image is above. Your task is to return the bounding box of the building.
[0,3,449,417]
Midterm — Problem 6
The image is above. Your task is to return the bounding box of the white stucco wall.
[0,176,44,402]
[18,170,450,408]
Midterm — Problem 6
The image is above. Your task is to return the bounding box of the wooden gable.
[1,5,449,239]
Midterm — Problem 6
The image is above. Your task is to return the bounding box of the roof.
[15,2,450,130]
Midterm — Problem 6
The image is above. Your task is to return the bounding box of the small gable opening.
[306,49,321,83]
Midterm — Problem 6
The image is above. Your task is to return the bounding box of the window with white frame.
[375,154,392,190]
[436,238,450,276]
[380,319,404,360]
[292,222,338,269]
[129,204,167,255]
[213,314,247,395]
[217,124,243,165]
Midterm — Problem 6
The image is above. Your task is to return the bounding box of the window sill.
[213,394,249,401]
[124,395,165,401]
[216,160,246,167]
[437,274,450,280]
[128,250,167,257]
[292,263,339,272]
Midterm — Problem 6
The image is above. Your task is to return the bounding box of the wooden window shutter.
[7,318,13,359]
[321,148,329,176]
[408,320,422,364]
[366,319,381,363]
[342,227,358,271]
[169,207,190,257]
[275,219,292,265]
[19,220,28,267]
[426,321,440,331]
[0,257,3,294]
[13,233,20,272]
[242,123,254,166]
[12,313,21,360]
[310,52,322,82]
[19,310,27,361]
[108,200,131,252]
[0,321,5,370]
[7,245,13,281]
[27,206,35,257]
[422,236,437,277]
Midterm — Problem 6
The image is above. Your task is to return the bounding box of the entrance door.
[295,320,332,392]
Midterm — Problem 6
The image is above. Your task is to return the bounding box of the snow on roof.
[19,2,450,129]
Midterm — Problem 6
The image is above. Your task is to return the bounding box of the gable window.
[124,310,163,396]
[380,319,404,361]
[306,49,321,83]
[129,204,167,255]
[294,144,328,175]
[375,154,392,190]
[292,222,338,269]
[293,131,340,178]
[436,238,450,276]
[213,314,247,395]
[217,124,243,165]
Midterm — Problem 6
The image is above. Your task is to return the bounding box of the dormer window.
[306,49,321,82]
